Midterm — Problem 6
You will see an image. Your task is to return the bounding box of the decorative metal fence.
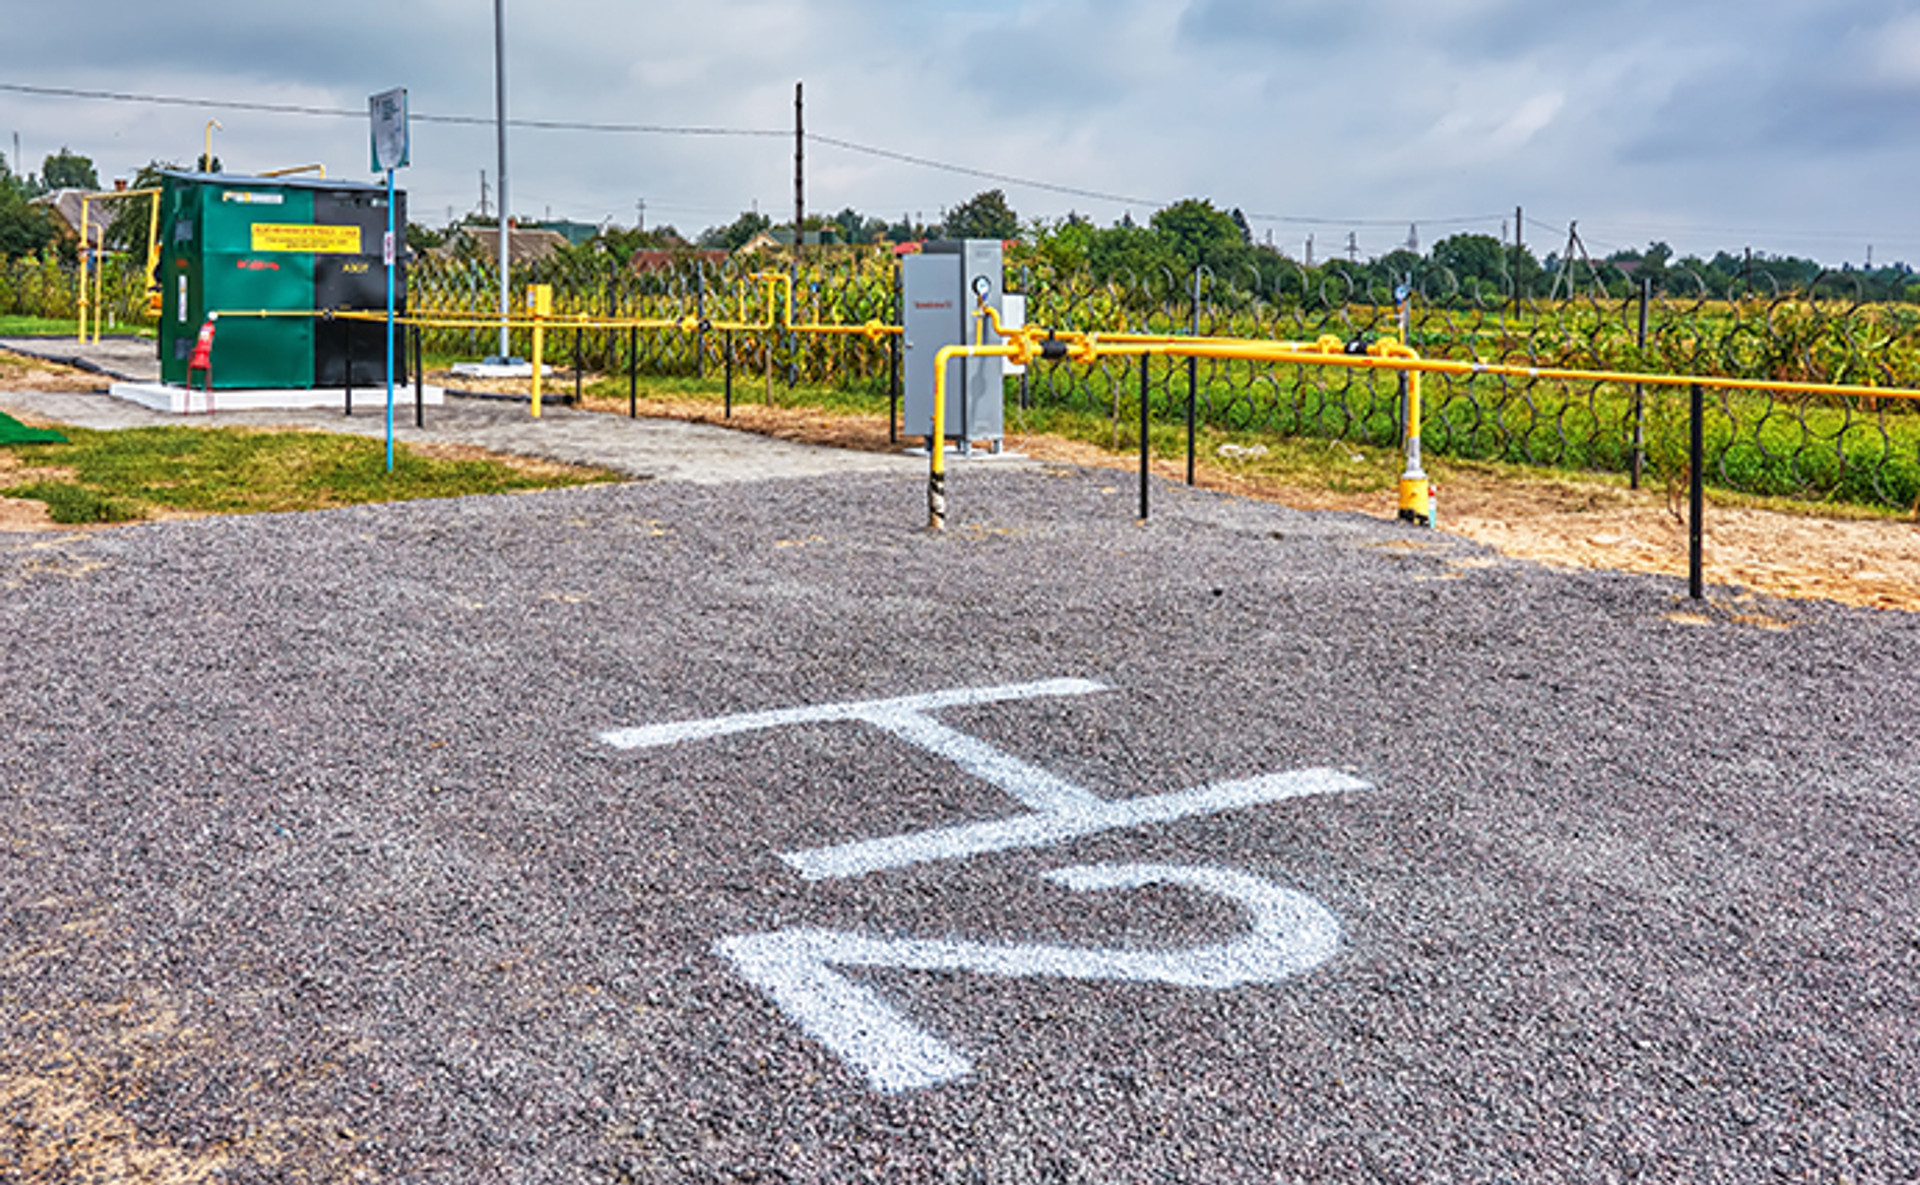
[10,245,1918,510]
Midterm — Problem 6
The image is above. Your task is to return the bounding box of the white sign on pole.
[369,87,409,172]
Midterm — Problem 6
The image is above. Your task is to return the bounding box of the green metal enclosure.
[157,172,407,389]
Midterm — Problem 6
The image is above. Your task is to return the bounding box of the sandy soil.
[4,356,1914,613]
[571,389,1920,615]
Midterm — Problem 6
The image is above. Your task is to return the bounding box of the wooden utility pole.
[793,81,805,273]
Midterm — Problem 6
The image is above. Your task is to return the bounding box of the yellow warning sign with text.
[250,224,362,254]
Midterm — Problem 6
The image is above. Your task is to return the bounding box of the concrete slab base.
[108,382,447,415]
[450,361,552,379]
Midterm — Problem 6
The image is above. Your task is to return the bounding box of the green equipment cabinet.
[156,171,407,390]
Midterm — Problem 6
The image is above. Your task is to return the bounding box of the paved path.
[1,335,928,484]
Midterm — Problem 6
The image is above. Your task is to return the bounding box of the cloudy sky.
[4,0,1918,266]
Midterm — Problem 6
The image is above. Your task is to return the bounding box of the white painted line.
[599,679,1107,750]
[866,708,1103,814]
[781,768,1370,881]
[717,863,1342,1093]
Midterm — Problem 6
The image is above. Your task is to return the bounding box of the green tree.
[1149,198,1249,273]
[943,189,1019,241]
[1431,233,1507,287]
[697,210,771,251]
[1085,221,1180,283]
[41,147,98,191]
[0,181,53,256]
[104,162,179,254]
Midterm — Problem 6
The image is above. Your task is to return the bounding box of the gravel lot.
[3,464,1917,1183]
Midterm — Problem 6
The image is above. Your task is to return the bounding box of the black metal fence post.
[725,330,734,418]
[344,327,353,417]
[1690,381,1705,600]
[573,327,583,404]
[1187,267,1200,486]
[696,264,707,380]
[1633,277,1650,489]
[1140,354,1151,520]
[628,324,637,418]
[412,324,423,428]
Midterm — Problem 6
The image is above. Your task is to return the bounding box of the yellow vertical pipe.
[145,190,162,315]
[93,226,106,342]
[77,197,91,343]
[929,344,956,530]
[530,284,551,418]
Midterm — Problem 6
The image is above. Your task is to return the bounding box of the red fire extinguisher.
[185,315,217,415]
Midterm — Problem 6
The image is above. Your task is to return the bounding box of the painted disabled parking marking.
[715,863,1342,1093]
[602,680,1364,1092]
[601,679,1370,880]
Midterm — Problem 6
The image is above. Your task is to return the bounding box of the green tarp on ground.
[0,411,66,445]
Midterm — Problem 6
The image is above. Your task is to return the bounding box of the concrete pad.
[108,381,447,415]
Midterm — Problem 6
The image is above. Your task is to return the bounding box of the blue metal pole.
[385,166,396,473]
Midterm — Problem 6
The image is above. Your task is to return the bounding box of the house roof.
[444,226,570,265]
[29,190,109,247]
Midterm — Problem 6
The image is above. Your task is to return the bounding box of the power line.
[807,132,1163,209]
[0,81,785,138]
[0,80,1613,241]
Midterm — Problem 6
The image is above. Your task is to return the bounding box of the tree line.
[7,151,1918,307]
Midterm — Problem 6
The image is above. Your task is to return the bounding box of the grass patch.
[1,424,617,522]
[0,315,151,338]
[2,480,139,524]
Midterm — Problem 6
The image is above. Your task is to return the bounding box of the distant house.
[733,231,784,258]
[440,225,570,266]
[30,189,109,248]
[532,218,602,247]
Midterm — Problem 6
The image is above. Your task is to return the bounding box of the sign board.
[369,87,409,172]
[251,224,363,254]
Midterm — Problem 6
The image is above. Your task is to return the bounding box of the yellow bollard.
[529,284,551,418]
[1396,367,1432,526]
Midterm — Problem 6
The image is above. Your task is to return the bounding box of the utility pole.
[493,0,512,361]
[1407,223,1419,253]
[1347,231,1358,263]
[636,198,645,233]
[478,170,489,219]
[1512,204,1524,308]
[1305,234,1314,266]
[793,81,805,272]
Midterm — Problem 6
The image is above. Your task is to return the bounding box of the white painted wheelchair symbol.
[601,678,1367,1093]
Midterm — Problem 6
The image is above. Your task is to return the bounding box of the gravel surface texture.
[2,465,1917,1183]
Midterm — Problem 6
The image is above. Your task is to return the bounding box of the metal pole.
[628,323,637,418]
[889,265,900,443]
[384,166,396,474]
[573,327,582,404]
[1632,277,1649,490]
[344,325,354,417]
[493,0,512,361]
[413,323,424,429]
[1139,354,1151,520]
[725,330,734,418]
[1187,267,1199,486]
[696,264,707,380]
[1689,381,1704,600]
[789,81,803,392]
